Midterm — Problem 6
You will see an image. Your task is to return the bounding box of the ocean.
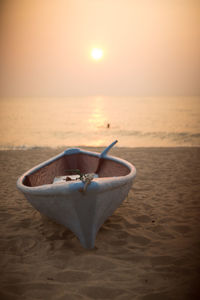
[0,96,199,149]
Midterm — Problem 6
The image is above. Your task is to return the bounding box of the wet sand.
[0,147,200,300]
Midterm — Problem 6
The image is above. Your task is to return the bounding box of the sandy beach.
[0,147,200,300]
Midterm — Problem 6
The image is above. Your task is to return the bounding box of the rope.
[65,169,95,194]
[81,173,95,194]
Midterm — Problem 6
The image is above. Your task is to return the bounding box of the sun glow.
[91,48,103,60]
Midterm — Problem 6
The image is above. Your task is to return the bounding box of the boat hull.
[17,148,136,248]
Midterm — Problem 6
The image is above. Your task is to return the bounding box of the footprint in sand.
[80,286,124,300]
[150,255,175,266]
[135,215,152,223]
[172,225,191,234]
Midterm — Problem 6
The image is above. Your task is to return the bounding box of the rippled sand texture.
[0,147,200,300]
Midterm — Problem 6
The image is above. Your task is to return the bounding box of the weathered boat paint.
[17,143,136,248]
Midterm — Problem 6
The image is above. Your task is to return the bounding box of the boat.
[17,140,136,248]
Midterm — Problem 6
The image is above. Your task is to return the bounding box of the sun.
[91,48,103,60]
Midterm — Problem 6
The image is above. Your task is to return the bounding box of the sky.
[0,0,200,96]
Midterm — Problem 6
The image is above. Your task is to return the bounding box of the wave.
[0,145,48,151]
[117,130,200,140]
[0,131,199,150]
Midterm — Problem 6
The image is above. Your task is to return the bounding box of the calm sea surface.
[0,97,199,149]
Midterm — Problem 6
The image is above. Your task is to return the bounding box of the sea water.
[0,96,199,149]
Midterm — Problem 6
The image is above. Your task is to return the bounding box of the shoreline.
[0,145,200,152]
[0,147,200,299]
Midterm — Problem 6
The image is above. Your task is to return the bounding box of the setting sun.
[91,48,103,60]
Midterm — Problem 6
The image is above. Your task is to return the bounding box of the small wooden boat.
[17,141,136,248]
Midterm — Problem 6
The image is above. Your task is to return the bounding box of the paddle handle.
[100,140,118,158]
[96,140,118,174]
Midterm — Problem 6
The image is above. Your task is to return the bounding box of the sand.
[0,147,200,300]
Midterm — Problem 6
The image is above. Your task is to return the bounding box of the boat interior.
[23,153,130,187]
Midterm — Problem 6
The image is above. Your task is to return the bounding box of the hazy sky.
[0,0,200,96]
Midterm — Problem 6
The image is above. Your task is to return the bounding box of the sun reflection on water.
[88,97,107,129]
[87,97,111,146]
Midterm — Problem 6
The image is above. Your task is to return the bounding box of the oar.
[95,140,118,174]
